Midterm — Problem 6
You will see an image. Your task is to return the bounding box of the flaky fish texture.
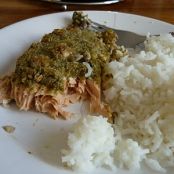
[0,12,127,121]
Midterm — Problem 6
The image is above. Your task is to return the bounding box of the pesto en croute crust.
[13,27,118,91]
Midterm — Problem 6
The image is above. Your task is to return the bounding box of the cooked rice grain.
[104,34,174,171]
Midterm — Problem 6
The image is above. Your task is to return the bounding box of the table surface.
[0,0,174,29]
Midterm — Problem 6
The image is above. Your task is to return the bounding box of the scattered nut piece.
[2,125,15,133]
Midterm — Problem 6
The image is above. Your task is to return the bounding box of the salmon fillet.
[0,12,127,121]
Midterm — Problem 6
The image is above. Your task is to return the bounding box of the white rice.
[61,115,116,172]
[104,33,174,171]
[62,115,148,172]
[83,62,93,77]
[114,139,148,169]
[62,34,174,173]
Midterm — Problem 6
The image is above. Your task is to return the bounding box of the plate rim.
[1,10,174,32]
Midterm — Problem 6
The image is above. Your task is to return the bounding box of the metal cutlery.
[90,21,174,48]
[42,0,123,5]
[90,21,146,48]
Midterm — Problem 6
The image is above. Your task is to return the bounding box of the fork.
[90,21,174,48]
[90,21,146,48]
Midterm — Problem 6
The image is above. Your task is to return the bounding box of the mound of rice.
[104,33,174,171]
[61,115,148,172]
[114,138,148,169]
[61,115,116,172]
[62,34,174,173]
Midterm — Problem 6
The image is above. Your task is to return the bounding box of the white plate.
[0,11,174,174]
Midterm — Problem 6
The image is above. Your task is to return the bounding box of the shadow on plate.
[30,127,71,169]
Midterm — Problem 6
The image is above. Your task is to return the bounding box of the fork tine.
[91,21,110,30]
[90,25,104,32]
